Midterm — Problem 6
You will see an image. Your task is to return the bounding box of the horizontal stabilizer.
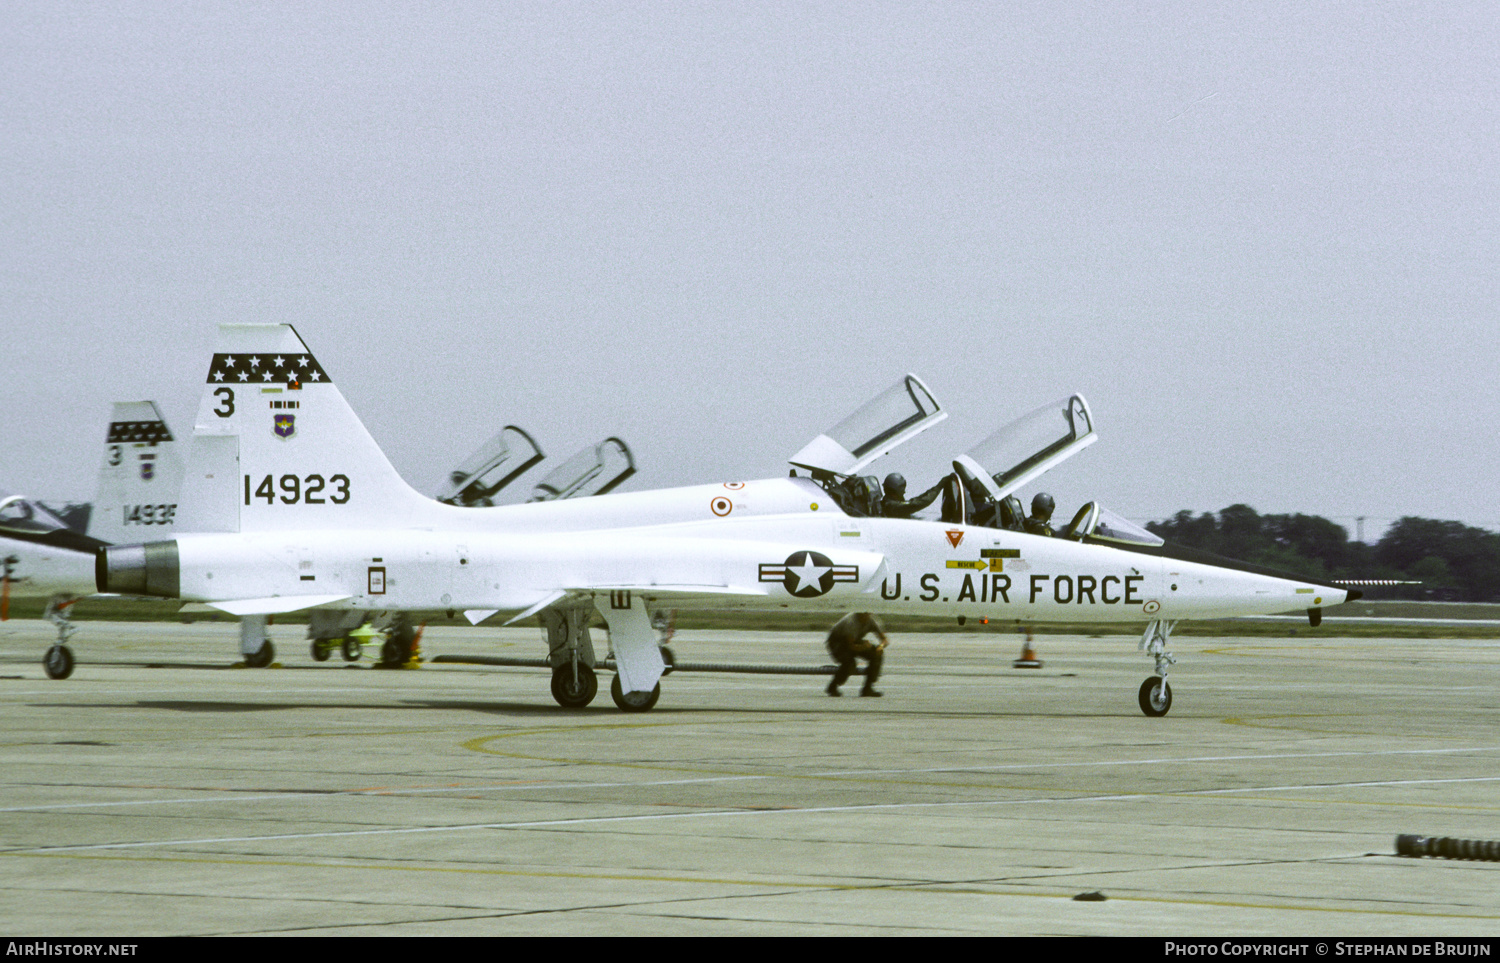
[206,594,352,616]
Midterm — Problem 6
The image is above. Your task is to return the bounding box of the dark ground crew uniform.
[825,612,888,697]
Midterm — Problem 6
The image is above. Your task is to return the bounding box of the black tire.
[551,663,598,708]
[341,637,362,662]
[310,640,331,662]
[245,640,275,669]
[382,620,416,666]
[43,645,74,680]
[1138,677,1172,717]
[611,675,661,712]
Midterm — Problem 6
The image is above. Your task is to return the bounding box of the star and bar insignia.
[758,550,859,598]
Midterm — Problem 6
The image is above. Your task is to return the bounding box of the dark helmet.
[883,473,907,498]
[1031,492,1055,520]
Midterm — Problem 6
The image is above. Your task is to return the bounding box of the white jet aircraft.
[2,401,185,677]
[97,324,1358,715]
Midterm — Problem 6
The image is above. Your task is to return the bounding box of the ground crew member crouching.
[825,612,888,697]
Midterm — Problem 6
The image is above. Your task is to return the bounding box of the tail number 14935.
[244,473,350,505]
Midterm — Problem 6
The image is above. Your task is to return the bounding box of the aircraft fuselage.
[104,475,1344,624]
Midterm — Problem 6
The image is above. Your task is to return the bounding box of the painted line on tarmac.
[4,745,1497,813]
[811,744,1500,778]
[10,773,1500,856]
[0,774,768,813]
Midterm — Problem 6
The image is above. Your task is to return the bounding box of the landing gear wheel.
[43,644,74,680]
[1138,677,1172,717]
[381,620,416,666]
[341,637,362,662]
[551,663,598,708]
[380,638,415,666]
[310,640,331,662]
[245,640,275,668]
[611,675,661,712]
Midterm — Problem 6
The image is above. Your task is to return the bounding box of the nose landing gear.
[1138,619,1178,717]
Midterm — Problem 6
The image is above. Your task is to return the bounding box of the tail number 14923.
[244,473,350,505]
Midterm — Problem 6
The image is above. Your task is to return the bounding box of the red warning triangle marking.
[945,530,964,548]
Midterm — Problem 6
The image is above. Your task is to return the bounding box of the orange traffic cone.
[1013,629,1043,668]
[408,622,425,666]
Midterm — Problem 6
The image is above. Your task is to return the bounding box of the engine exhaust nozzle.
[96,540,180,599]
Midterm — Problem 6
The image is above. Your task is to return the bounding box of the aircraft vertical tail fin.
[88,402,185,544]
[191,324,437,531]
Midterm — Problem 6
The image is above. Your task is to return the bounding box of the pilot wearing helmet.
[1024,492,1057,536]
[880,473,943,519]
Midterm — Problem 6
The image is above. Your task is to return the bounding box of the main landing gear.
[41,598,78,679]
[540,602,670,711]
[1137,619,1178,716]
[239,615,277,668]
[378,616,418,667]
[551,661,598,708]
[44,643,74,680]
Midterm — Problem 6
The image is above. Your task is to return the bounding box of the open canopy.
[528,437,636,502]
[952,394,1096,504]
[0,493,72,537]
[435,426,546,507]
[788,374,945,477]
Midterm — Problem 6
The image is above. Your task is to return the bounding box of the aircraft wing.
[501,582,771,626]
[205,595,353,616]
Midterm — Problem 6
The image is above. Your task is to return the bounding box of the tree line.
[1145,506,1500,602]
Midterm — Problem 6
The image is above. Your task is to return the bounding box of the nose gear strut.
[1137,619,1178,716]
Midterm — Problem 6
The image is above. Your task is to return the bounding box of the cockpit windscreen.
[1089,507,1164,547]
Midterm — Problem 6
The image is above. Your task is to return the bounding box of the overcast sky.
[2,2,1495,541]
